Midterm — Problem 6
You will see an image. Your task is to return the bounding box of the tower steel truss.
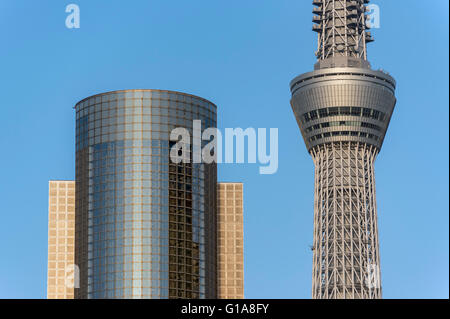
[311,142,380,299]
[313,0,372,61]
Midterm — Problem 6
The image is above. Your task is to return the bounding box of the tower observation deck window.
[301,107,387,124]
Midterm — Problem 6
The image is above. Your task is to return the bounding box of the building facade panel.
[217,183,244,299]
[47,181,76,299]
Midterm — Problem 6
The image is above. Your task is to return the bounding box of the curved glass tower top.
[74,89,217,299]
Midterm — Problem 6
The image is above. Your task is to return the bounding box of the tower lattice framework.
[290,0,397,299]
[311,142,380,298]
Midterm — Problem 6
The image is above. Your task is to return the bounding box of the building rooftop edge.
[73,89,217,109]
[217,182,244,185]
[49,180,75,183]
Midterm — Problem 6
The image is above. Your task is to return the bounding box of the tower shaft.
[311,142,381,299]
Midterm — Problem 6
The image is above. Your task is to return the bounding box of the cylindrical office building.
[74,89,217,299]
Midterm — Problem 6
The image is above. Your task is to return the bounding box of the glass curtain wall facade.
[74,89,217,299]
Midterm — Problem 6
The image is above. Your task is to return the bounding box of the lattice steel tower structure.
[290,0,397,299]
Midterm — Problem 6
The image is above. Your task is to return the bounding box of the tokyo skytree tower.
[290,0,397,299]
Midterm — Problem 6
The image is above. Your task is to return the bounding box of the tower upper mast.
[312,0,373,69]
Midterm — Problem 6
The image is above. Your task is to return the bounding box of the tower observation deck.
[290,0,397,299]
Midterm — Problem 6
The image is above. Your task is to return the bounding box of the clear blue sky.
[0,0,448,299]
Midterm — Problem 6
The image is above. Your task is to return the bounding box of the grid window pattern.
[74,89,217,299]
[217,183,244,299]
[168,161,202,299]
[47,181,75,299]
